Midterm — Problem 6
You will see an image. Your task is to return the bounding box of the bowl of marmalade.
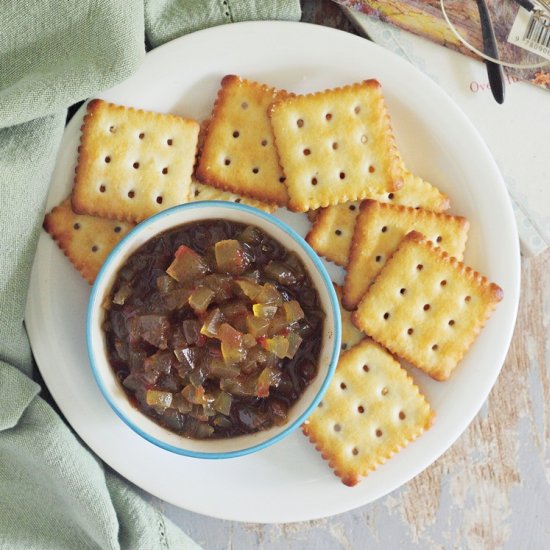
[87,201,341,458]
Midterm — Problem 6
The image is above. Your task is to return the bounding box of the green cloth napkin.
[0,0,300,548]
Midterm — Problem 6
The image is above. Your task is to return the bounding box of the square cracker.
[352,231,503,381]
[269,79,404,212]
[190,180,277,213]
[307,170,450,267]
[343,200,469,310]
[302,338,434,486]
[43,198,134,284]
[195,75,290,206]
[72,99,199,223]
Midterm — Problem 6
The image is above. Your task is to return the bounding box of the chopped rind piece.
[166,245,209,284]
[213,391,233,415]
[255,283,282,306]
[285,332,303,359]
[215,239,250,275]
[260,335,290,359]
[145,390,173,411]
[235,279,263,301]
[246,314,270,337]
[200,308,223,338]
[207,358,240,379]
[256,367,282,398]
[181,384,208,405]
[218,323,247,366]
[130,315,170,349]
[188,286,216,314]
[113,283,132,305]
[283,300,305,323]
[253,303,278,319]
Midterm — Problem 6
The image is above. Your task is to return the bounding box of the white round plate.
[26,21,520,523]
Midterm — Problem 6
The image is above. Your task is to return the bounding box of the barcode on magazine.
[524,11,550,48]
[508,7,550,61]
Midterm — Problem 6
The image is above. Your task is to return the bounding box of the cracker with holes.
[269,79,404,212]
[343,200,469,310]
[334,284,365,353]
[307,171,450,267]
[72,99,199,223]
[190,181,277,213]
[353,231,503,381]
[195,75,290,206]
[302,339,434,486]
[43,198,134,284]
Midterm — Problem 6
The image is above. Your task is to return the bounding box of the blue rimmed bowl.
[87,201,341,459]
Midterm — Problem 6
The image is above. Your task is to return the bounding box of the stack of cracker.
[44,75,504,488]
[195,76,410,213]
[248,76,502,485]
[196,75,290,207]
[44,98,276,284]
[303,286,434,486]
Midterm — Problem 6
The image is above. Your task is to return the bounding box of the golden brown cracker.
[302,339,434,486]
[43,198,134,284]
[190,180,277,213]
[306,171,450,267]
[377,170,450,211]
[307,201,361,267]
[269,79,403,212]
[334,284,365,353]
[352,231,503,381]
[197,118,210,154]
[343,200,469,310]
[195,75,290,206]
[72,99,199,223]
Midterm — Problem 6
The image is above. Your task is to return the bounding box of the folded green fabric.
[0,363,197,549]
[0,1,145,129]
[0,0,300,548]
[145,0,302,47]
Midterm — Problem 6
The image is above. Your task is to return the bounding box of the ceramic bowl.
[87,201,341,458]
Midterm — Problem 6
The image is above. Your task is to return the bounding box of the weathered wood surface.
[157,2,550,547]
